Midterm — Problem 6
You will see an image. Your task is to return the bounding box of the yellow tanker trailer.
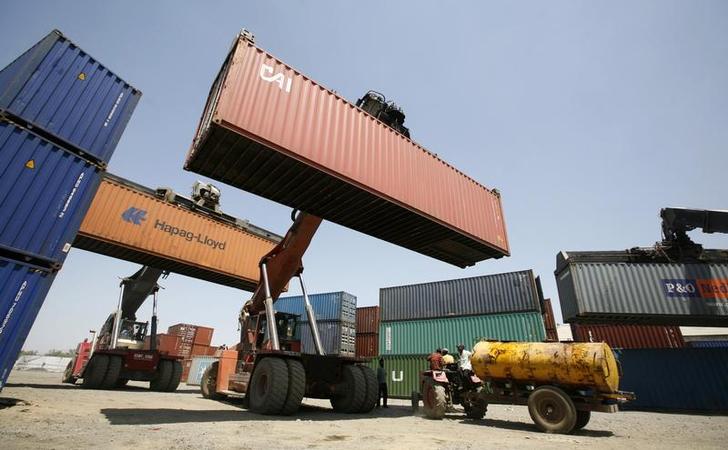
[415,341,634,434]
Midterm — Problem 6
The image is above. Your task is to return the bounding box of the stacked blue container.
[0,30,141,388]
[276,292,357,357]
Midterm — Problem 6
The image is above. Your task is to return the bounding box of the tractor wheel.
[422,377,447,419]
[82,355,109,389]
[358,365,378,413]
[464,396,488,420]
[101,356,122,389]
[61,360,76,384]
[150,359,173,391]
[248,357,289,415]
[574,410,591,431]
[201,362,224,400]
[330,364,366,413]
[280,359,306,415]
[164,360,183,392]
[527,386,577,434]
[115,378,129,387]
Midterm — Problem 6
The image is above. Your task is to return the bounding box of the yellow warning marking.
[78,73,86,80]
[25,159,35,169]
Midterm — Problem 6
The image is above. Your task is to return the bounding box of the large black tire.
[574,410,591,431]
[280,359,306,415]
[62,360,76,384]
[101,356,122,389]
[200,362,225,400]
[421,377,447,419]
[358,365,378,413]
[164,360,183,392]
[150,359,173,391]
[248,358,289,415]
[527,386,577,434]
[330,364,366,413]
[464,397,488,420]
[82,355,109,389]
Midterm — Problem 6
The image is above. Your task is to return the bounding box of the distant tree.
[45,349,75,357]
[19,350,38,356]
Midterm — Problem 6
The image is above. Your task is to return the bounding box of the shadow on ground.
[102,404,414,425]
[458,417,614,438]
[4,382,201,394]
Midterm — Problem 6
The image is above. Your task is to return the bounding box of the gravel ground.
[1,370,726,449]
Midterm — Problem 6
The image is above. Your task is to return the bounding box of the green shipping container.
[379,311,546,355]
[367,354,429,399]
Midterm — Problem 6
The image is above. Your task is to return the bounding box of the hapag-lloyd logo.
[120,206,226,250]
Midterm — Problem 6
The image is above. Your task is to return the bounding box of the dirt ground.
[1,371,726,449]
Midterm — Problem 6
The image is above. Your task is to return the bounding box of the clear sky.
[2,1,726,352]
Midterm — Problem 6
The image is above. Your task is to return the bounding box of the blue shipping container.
[0,121,103,265]
[0,29,141,164]
[615,348,728,412]
[186,356,218,385]
[276,292,356,323]
[0,257,56,389]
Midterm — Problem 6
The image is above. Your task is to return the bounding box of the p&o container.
[555,250,728,326]
[0,120,102,266]
[0,256,56,388]
[380,270,541,322]
[185,31,508,268]
[0,30,141,165]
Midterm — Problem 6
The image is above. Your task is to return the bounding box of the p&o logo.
[121,207,147,225]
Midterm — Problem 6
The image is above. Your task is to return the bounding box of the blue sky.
[2,1,726,352]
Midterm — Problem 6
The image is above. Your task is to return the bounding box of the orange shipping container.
[143,333,181,355]
[191,344,212,356]
[193,326,214,346]
[185,32,509,268]
[74,173,281,291]
[356,306,380,334]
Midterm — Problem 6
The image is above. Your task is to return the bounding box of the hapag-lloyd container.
[0,256,56,388]
[74,173,281,291]
[185,32,509,268]
[0,30,141,164]
[0,120,102,266]
[571,323,685,349]
[555,250,728,326]
[380,270,541,322]
[275,292,356,322]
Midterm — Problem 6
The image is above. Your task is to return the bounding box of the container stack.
[0,30,140,388]
[377,270,546,397]
[165,324,216,381]
[275,292,357,357]
[355,306,379,358]
[541,298,558,341]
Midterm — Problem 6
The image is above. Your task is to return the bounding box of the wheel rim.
[536,397,565,424]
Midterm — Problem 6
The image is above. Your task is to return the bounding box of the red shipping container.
[356,306,380,335]
[185,32,509,268]
[571,324,685,349]
[144,333,181,355]
[191,344,212,356]
[193,326,214,346]
[355,333,378,358]
[181,358,192,382]
[541,299,558,341]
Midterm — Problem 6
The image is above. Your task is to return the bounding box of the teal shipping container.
[367,354,429,398]
[379,311,546,355]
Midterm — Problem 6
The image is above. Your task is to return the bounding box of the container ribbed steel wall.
[356,332,378,358]
[0,257,56,388]
[367,354,428,398]
[688,340,728,348]
[184,33,509,268]
[379,312,546,355]
[185,356,218,385]
[556,251,728,326]
[571,323,685,349]
[541,298,558,341]
[299,320,355,357]
[616,348,728,411]
[0,121,102,266]
[356,306,380,334]
[275,292,356,322]
[380,270,540,322]
[0,30,141,164]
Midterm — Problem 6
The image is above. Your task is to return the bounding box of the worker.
[377,358,388,408]
[457,343,472,372]
[441,348,456,366]
[427,348,443,370]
